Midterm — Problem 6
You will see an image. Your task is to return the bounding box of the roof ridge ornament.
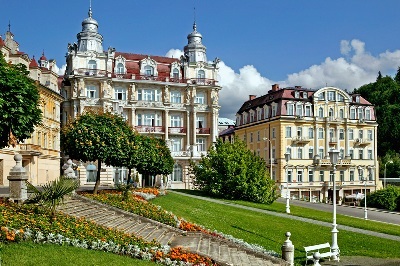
[89,0,92,18]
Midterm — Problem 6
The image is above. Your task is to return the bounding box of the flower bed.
[0,199,218,266]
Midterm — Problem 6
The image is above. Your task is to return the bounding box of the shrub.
[366,186,400,211]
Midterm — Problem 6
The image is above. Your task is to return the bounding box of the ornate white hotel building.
[235,84,379,202]
[61,7,221,188]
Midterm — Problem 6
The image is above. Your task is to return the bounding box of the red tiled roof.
[115,52,179,64]
[29,56,39,68]
[40,52,47,61]
[0,36,4,47]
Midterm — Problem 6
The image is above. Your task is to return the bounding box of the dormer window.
[116,63,125,74]
[295,91,300,98]
[144,65,154,76]
[303,92,307,98]
[355,96,360,103]
[173,68,179,80]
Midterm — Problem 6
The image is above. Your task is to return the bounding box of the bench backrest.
[304,242,330,252]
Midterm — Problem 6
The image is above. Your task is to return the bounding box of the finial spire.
[8,20,11,32]
[88,0,92,18]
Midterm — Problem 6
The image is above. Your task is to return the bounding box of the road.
[276,197,400,225]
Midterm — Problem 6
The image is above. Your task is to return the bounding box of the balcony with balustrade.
[196,128,210,134]
[292,136,310,145]
[168,127,187,134]
[134,126,165,133]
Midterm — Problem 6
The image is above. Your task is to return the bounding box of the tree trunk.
[126,168,132,185]
[93,158,101,194]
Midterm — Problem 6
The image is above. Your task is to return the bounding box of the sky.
[2,0,400,119]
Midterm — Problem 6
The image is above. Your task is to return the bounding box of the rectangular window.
[308,170,314,182]
[196,115,206,129]
[196,138,206,152]
[358,108,364,119]
[296,104,303,116]
[257,131,260,141]
[319,171,324,181]
[327,91,335,101]
[114,88,127,100]
[170,115,182,127]
[350,170,354,181]
[318,128,324,139]
[171,138,182,152]
[369,170,374,181]
[367,130,373,140]
[308,128,314,138]
[318,148,324,159]
[349,129,354,140]
[340,171,344,182]
[272,128,276,138]
[339,129,344,140]
[297,127,302,137]
[287,170,292,182]
[368,150,373,160]
[305,105,311,116]
[297,170,303,182]
[349,149,354,159]
[195,92,206,104]
[359,130,363,140]
[297,148,303,159]
[170,91,182,103]
[257,109,262,121]
[330,171,334,182]
[366,109,371,120]
[286,126,292,138]
[250,133,253,142]
[309,148,313,159]
[272,105,277,117]
[287,104,294,116]
[138,89,161,101]
[86,85,97,98]
[264,107,269,119]
[286,147,291,159]
[359,149,363,160]
[272,148,276,159]
[350,108,356,119]
[340,148,344,159]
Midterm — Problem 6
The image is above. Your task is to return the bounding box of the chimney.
[295,86,302,89]
[272,84,279,91]
[249,95,257,101]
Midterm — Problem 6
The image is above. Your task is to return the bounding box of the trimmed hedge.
[366,185,400,211]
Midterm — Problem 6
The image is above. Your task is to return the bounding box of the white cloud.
[165,40,400,120]
[165,49,184,59]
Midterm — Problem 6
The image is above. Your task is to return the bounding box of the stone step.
[126,222,149,234]
[92,212,119,225]
[137,225,158,239]
[146,228,168,242]
[66,206,101,217]
[219,244,231,262]
[197,237,211,254]
[58,203,96,213]
[157,231,176,246]
[88,211,116,223]
[102,216,129,228]
[118,220,141,232]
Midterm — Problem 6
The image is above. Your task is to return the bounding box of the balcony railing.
[75,68,107,77]
[135,126,165,133]
[171,151,190,157]
[354,138,371,146]
[19,144,42,156]
[111,73,216,85]
[292,136,310,144]
[188,78,216,86]
[196,128,210,134]
[168,127,187,134]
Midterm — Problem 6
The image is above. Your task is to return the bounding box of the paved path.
[277,198,400,225]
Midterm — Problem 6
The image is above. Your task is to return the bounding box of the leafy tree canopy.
[61,111,132,193]
[191,138,278,204]
[0,52,42,148]
[354,72,400,156]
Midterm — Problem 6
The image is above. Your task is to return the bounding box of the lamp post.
[284,152,291,214]
[328,149,340,261]
[263,137,273,179]
[384,160,393,188]
[358,166,368,220]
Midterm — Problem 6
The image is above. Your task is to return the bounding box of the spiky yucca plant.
[25,176,80,221]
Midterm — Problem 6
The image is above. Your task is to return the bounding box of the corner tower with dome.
[61,6,221,189]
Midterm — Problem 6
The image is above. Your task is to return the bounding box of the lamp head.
[285,152,291,163]
[329,149,340,165]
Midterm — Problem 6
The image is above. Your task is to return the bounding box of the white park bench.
[304,242,336,265]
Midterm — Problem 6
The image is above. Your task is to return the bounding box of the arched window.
[144,65,154,76]
[172,164,182,182]
[318,107,324,118]
[88,60,97,69]
[197,70,205,84]
[328,108,334,118]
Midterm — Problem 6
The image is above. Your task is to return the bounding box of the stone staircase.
[57,195,288,266]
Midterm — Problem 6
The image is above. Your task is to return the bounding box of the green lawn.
[152,191,400,265]
[0,242,157,266]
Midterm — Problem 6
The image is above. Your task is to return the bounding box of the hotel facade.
[235,84,379,202]
[61,7,221,188]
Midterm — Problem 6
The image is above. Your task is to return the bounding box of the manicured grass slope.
[152,192,400,263]
[0,242,157,266]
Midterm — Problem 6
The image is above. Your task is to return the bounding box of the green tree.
[135,136,174,187]
[120,130,142,185]
[355,75,400,156]
[61,111,131,194]
[0,52,42,148]
[191,138,278,204]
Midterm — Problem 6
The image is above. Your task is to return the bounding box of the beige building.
[0,29,63,186]
[61,7,221,188]
[235,84,379,202]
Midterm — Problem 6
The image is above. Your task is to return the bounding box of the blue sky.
[2,0,400,119]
